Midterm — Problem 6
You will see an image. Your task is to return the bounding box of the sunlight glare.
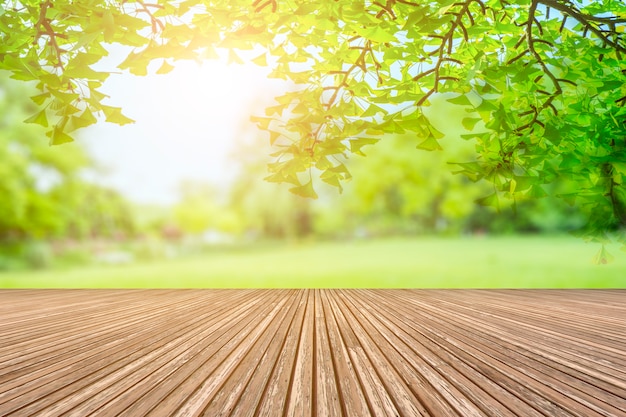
[83,55,281,205]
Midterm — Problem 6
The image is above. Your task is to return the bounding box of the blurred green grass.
[0,236,624,288]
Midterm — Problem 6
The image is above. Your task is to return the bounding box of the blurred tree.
[229,134,314,239]
[0,73,135,241]
[172,180,244,237]
[173,181,219,235]
[2,0,625,257]
[0,73,88,239]
[333,133,490,235]
[230,176,314,239]
[50,180,136,239]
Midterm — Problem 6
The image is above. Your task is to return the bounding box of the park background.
[0,55,624,288]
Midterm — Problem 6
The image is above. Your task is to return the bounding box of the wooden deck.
[0,289,624,416]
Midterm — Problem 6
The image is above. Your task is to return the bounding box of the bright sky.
[82,51,283,205]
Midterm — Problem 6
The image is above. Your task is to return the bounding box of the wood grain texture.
[0,289,624,416]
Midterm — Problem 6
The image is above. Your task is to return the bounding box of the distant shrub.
[23,241,53,269]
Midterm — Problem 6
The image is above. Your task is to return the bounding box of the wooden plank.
[380,290,626,417]
[200,290,301,416]
[0,289,623,417]
[324,291,402,417]
[348,289,532,417]
[313,289,343,417]
[226,290,309,417]
[70,290,276,417]
[122,290,286,417]
[332,290,456,417]
[165,291,291,417]
[411,290,626,392]
[0,290,208,379]
[317,289,372,417]
[4,290,264,416]
[249,290,309,417]
[283,289,315,417]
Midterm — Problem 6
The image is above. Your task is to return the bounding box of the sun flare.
[83,56,282,205]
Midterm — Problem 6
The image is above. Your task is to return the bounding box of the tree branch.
[135,0,164,33]
[514,0,562,133]
[395,0,422,7]
[538,0,626,53]
[605,163,626,227]
[35,0,67,69]
[308,40,372,155]
[413,0,479,105]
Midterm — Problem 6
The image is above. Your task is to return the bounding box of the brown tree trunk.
[610,179,626,228]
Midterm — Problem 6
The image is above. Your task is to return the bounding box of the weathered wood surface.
[0,289,624,416]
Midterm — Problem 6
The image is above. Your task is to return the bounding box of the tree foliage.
[173,181,240,235]
[1,0,625,251]
[342,133,491,233]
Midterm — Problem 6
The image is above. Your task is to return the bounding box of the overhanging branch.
[538,0,626,54]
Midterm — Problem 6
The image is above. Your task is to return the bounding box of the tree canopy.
[1,0,625,254]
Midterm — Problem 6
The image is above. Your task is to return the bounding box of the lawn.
[0,236,624,288]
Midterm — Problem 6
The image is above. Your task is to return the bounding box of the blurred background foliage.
[0,73,136,269]
[0,71,594,277]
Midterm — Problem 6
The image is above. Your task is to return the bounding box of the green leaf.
[265,171,300,186]
[447,94,472,106]
[416,135,442,151]
[428,125,445,139]
[557,192,578,206]
[59,104,81,117]
[294,3,319,15]
[289,180,318,199]
[593,245,614,265]
[543,123,562,145]
[511,176,535,192]
[329,163,352,180]
[350,138,379,155]
[462,117,481,130]
[71,33,101,52]
[251,53,267,66]
[321,174,342,191]
[70,108,98,130]
[476,193,499,210]
[403,11,425,30]
[103,11,116,42]
[102,106,134,125]
[118,56,149,76]
[476,99,499,112]
[268,130,281,145]
[559,155,580,170]
[528,185,547,198]
[89,89,109,103]
[250,115,273,130]
[64,64,108,81]
[362,103,387,117]
[156,61,175,74]
[47,126,75,145]
[30,92,50,105]
[316,157,332,170]
[320,168,344,192]
[24,109,48,127]
[355,25,396,43]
